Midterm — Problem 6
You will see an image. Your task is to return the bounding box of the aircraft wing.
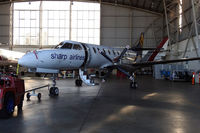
[119,57,200,71]
[131,57,200,66]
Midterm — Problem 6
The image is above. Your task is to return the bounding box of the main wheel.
[130,82,138,89]
[49,87,59,96]
[75,79,82,86]
[26,93,31,100]
[37,93,41,100]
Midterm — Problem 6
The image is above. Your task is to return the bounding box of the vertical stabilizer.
[141,37,168,62]
[134,33,144,62]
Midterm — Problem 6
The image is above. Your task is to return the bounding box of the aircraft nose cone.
[18,52,37,67]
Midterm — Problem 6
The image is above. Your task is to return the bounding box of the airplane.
[18,33,200,96]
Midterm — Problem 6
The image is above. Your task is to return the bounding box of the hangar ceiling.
[0,0,175,15]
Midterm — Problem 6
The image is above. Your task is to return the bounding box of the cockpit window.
[61,43,73,49]
[73,44,82,50]
[54,42,64,49]
[62,43,73,49]
[54,42,73,49]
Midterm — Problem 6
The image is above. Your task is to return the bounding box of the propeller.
[99,45,131,64]
[116,66,131,77]
[99,50,113,63]
[98,46,133,79]
[115,45,130,63]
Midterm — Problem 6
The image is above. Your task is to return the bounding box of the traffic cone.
[192,72,195,85]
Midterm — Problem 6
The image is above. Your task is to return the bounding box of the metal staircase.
[79,69,97,86]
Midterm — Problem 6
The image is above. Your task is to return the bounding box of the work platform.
[0,76,200,133]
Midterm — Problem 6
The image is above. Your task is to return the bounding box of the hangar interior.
[0,0,200,133]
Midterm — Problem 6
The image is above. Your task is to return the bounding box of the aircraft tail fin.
[141,37,168,62]
[134,33,144,61]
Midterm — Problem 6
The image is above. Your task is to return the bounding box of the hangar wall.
[0,3,164,52]
[0,4,10,45]
[100,4,163,48]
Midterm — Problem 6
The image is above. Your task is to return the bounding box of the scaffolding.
[163,0,200,57]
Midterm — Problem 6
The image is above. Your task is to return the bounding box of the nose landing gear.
[49,74,59,96]
[75,76,83,87]
[129,73,138,89]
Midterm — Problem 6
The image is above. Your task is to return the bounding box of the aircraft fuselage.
[18,41,124,73]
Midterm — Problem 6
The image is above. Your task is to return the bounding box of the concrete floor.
[0,76,200,133]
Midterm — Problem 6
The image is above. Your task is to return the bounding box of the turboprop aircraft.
[18,33,200,96]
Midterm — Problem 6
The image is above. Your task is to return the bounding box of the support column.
[163,0,171,49]
[99,0,102,45]
[39,1,43,49]
[9,1,13,50]
[191,0,199,49]
[129,10,133,47]
[69,1,72,40]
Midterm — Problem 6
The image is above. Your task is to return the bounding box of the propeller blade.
[116,66,131,77]
[99,50,113,63]
[115,45,130,63]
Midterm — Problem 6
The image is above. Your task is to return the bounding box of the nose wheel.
[49,74,59,96]
[129,73,138,89]
[130,81,138,89]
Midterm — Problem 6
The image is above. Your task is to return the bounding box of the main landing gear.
[75,76,83,87]
[129,73,138,89]
[49,74,59,96]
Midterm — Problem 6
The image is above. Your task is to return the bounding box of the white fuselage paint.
[18,41,126,72]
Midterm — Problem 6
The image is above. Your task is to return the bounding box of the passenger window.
[73,44,82,50]
[93,47,96,53]
[61,43,73,49]
[103,49,106,53]
[97,48,100,52]
[112,50,116,55]
[108,50,111,55]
